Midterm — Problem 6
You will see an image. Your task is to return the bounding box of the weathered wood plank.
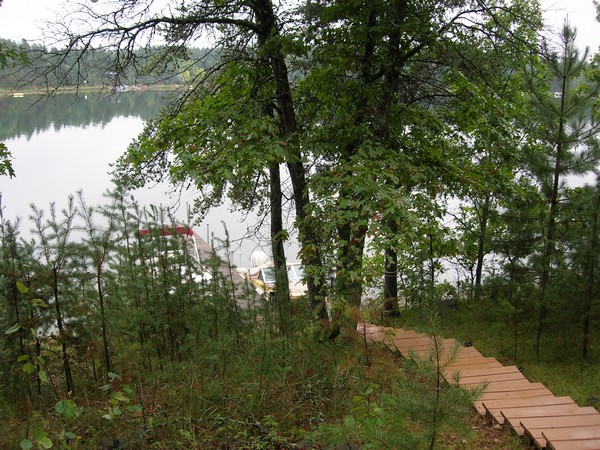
[547,438,600,450]
[393,337,457,348]
[500,406,598,438]
[446,357,500,368]
[392,330,429,340]
[478,387,552,401]
[520,413,600,432]
[456,371,527,385]
[484,396,575,424]
[525,421,600,450]
[542,427,600,448]
[448,365,521,379]
[474,389,554,416]
[471,379,542,393]
[543,427,600,442]
[507,409,596,434]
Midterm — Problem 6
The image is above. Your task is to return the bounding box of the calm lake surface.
[0,91,285,266]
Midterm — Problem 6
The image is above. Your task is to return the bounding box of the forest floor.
[7,296,590,449]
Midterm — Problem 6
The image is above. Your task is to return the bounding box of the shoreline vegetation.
[0,83,180,97]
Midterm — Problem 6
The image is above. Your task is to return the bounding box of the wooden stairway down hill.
[359,324,600,450]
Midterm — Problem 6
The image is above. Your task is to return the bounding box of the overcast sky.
[0,0,599,51]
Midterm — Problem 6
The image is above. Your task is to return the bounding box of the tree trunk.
[583,183,600,357]
[474,195,490,302]
[335,217,368,310]
[270,162,291,336]
[537,65,567,357]
[52,267,74,394]
[253,0,328,319]
[383,218,400,318]
[97,267,111,376]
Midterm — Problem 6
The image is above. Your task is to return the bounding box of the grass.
[1,315,524,449]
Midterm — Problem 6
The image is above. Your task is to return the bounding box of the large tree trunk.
[335,193,369,311]
[254,0,328,319]
[270,162,291,336]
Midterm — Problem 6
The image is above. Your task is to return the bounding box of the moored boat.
[236,251,307,299]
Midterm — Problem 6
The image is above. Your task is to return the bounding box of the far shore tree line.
[0,38,217,92]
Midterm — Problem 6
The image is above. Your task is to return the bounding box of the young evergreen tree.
[77,191,116,377]
[523,24,600,356]
[29,198,77,394]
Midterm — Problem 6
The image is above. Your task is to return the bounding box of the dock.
[193,233,261,309]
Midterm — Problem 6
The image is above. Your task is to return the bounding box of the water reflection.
[0,91,169,141]
[0,91,285,266]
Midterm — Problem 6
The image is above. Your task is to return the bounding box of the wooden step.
[547,439,600,450]
[411,350,482,364]
[518,412,600,430]
[474,379,544,393]
[543,427,600,442]
[448,365,521,379]
[449,348,485,358]
[507,409,600,434]
[392,329,427,339]
[475,388,553,416]
[445,361,506,377]
[408,339,483,358]
[524,419,600,449]
[483,396,575,424]
[520,413,600,437]
[394,338,457,351]
[446,357,500,368]
[456,371,527,385]
[500,405,599,440]
[478,386,552,401]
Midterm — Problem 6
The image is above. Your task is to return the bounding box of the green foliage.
[55,399,79,420]
[0,40,29,70]
[100,377,142,421]
[20,431,52,450]
[0,142,15,178]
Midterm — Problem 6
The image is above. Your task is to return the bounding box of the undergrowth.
[1,312,519,449]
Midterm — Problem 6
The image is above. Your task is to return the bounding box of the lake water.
[0,91,291,267]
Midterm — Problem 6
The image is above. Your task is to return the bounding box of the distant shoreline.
[0,83,180,97]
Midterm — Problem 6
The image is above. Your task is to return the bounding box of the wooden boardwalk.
[360,324,600,450]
